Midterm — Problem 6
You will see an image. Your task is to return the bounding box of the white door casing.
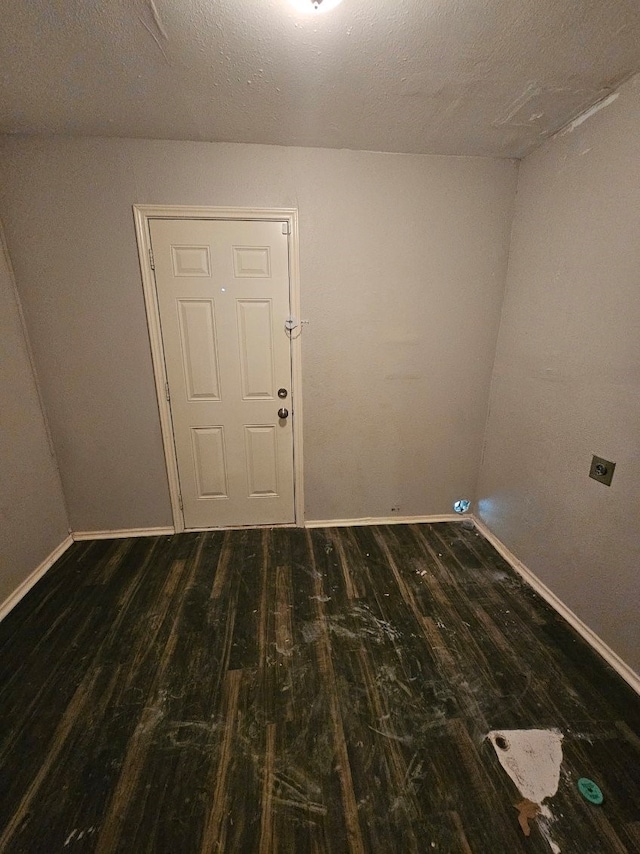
[134,207,303,532]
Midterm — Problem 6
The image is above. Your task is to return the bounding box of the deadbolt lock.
[278,388,288,398]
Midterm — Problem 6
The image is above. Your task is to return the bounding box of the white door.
[149,218,295,529]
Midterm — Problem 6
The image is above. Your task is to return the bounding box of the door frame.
[133,204,304,533]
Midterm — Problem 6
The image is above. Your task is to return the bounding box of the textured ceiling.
[2,0,640,158]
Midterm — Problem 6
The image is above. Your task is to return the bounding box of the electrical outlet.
[391,505,400,513]
[589,455,615,487]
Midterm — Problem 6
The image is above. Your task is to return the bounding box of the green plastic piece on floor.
[578,777,603,805]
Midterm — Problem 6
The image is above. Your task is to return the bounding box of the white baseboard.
[305,514,460,529]
[0,535,74,623]
[72,526,175,541]
[473,517,640,697]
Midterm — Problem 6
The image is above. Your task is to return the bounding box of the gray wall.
[0,138,517,530]
[0,234,69,604]
[477,75,640,671]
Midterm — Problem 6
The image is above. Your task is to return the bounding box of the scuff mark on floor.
[64,826,97,846]
[376,663,414,698]
[164,719,220,748]
[487,728,563,852]
[301,605,402,648]
[368,724,413,746]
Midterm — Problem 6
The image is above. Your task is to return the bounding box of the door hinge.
[149,247,155,270]
[178,494,183,511]
[165,381,170,402]
[281,222,291,235]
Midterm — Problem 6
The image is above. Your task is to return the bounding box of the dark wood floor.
[0,522,639,853]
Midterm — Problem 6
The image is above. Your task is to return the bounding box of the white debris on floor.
[487,728,564,853]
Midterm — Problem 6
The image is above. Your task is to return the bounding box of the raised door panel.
[191,427,228,498]
[171,245,211,277]
[233,246,271,278]
[177,300,221,400]
[237,299,275,400]
[244,426,278,497]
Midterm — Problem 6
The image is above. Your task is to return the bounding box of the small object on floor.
[489,728,564,853]
[578,777,604,805]
[515,799,540,836]
[487,728,564,803]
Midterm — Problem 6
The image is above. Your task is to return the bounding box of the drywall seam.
[147,0,168,40]
[473,163,521,500]
[473,517,640,696]
[305,514,460,528]
[0,535,74,622]
[0,218,72,534]
[546,70,637,146]
[72,527,175,541]
[559,92,620,135]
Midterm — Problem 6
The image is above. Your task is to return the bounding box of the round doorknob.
[278,408,289,419]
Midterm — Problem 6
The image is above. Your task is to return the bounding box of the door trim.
[133,205,304,533]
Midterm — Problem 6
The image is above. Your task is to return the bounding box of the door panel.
[191,427,228,498]
[177,300,221,400]
[237,299,275,399]
[149,218,295,529]
[244,426,279,497]
[172,245,211,277]
[233,246,271,277]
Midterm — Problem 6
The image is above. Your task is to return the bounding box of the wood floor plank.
[259,722,277,854]
[0,665,104,851]
[305,529,366,854]
[0,522,638,852]
[200,668,243,853]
